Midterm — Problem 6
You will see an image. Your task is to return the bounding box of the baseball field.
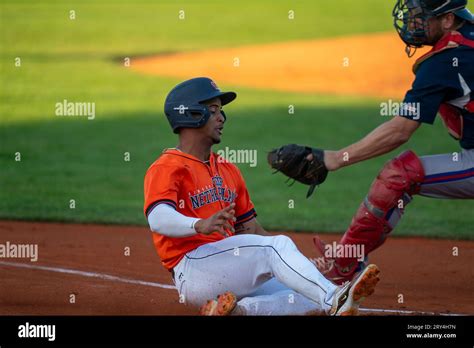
[1,0,473,321]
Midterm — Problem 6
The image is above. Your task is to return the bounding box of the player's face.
[425,16,445,45]
[404,7,454,47]
[425,13,458,45]
[203,98,225,144]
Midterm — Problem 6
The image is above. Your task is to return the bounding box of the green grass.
[1,102,473,239]
[1,0,473,239]
[1,0,395,57]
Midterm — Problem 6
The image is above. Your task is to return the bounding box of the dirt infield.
[0,220,472,316]
[131,32,429,98]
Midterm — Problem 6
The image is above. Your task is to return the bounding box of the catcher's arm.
[324,116,420,170]
[267,116,420,197]
[235,218,271,236]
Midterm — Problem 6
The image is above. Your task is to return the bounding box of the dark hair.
[453,15,466,26]
[439,12,466,28]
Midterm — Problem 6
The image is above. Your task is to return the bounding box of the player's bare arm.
[234,217,272,236]
[324,116,421,171]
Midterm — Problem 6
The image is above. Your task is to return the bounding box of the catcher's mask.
[164,77,236,134]
[392,0,471,56]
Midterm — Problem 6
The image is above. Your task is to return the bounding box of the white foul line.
[359,308,467,316]
[0,261,468,316]
[0,260,176,290]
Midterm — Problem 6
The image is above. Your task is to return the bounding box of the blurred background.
[1,0,473,239]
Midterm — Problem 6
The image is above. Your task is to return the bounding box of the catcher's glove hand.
[267,144,328,198]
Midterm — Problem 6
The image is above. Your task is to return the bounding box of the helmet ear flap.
[163,77,236,132]
[165,103,212,133]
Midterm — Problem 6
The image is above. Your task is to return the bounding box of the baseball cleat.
[200,291,237,316]
[311,236,367,285]
[330,264,380,316]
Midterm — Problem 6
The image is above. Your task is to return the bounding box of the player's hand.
[194,203,236,236]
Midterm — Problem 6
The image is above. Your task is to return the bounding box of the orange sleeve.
[232,167,257,225]
[143,164,181,217]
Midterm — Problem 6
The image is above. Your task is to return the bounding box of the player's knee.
[381,150,424,187]
[368,150,425,209]
[270,235,296,252]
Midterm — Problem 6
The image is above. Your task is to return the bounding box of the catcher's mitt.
[267,144,328,198]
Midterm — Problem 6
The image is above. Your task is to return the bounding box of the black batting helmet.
[164,77,237,133]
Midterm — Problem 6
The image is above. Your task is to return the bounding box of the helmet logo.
[210,80,220,91]
[173,105,189,114]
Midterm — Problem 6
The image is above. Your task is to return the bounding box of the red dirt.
[0,220,472,315]
[131,32,429,99]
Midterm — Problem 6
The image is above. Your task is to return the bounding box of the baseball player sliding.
[269,0,474,284]
[144,77,380,315]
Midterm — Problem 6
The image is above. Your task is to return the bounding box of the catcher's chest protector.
[413,31,474,140]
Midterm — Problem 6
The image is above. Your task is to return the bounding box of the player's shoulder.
[459,22,474,41]
[417,49,454,72]
[414,48,465,85]
[417,24,474,74]
[145,149,187,175]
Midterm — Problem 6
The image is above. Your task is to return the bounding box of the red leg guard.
[335,150,425,275]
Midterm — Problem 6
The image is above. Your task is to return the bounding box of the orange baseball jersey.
[143,148,256,270]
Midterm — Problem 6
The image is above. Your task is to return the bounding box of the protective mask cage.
[393,0,432,56]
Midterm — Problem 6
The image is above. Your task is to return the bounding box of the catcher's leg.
[384,149,474,232]
[318,150,424,283]
[418,149,474,198]
[318,149,474,284]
